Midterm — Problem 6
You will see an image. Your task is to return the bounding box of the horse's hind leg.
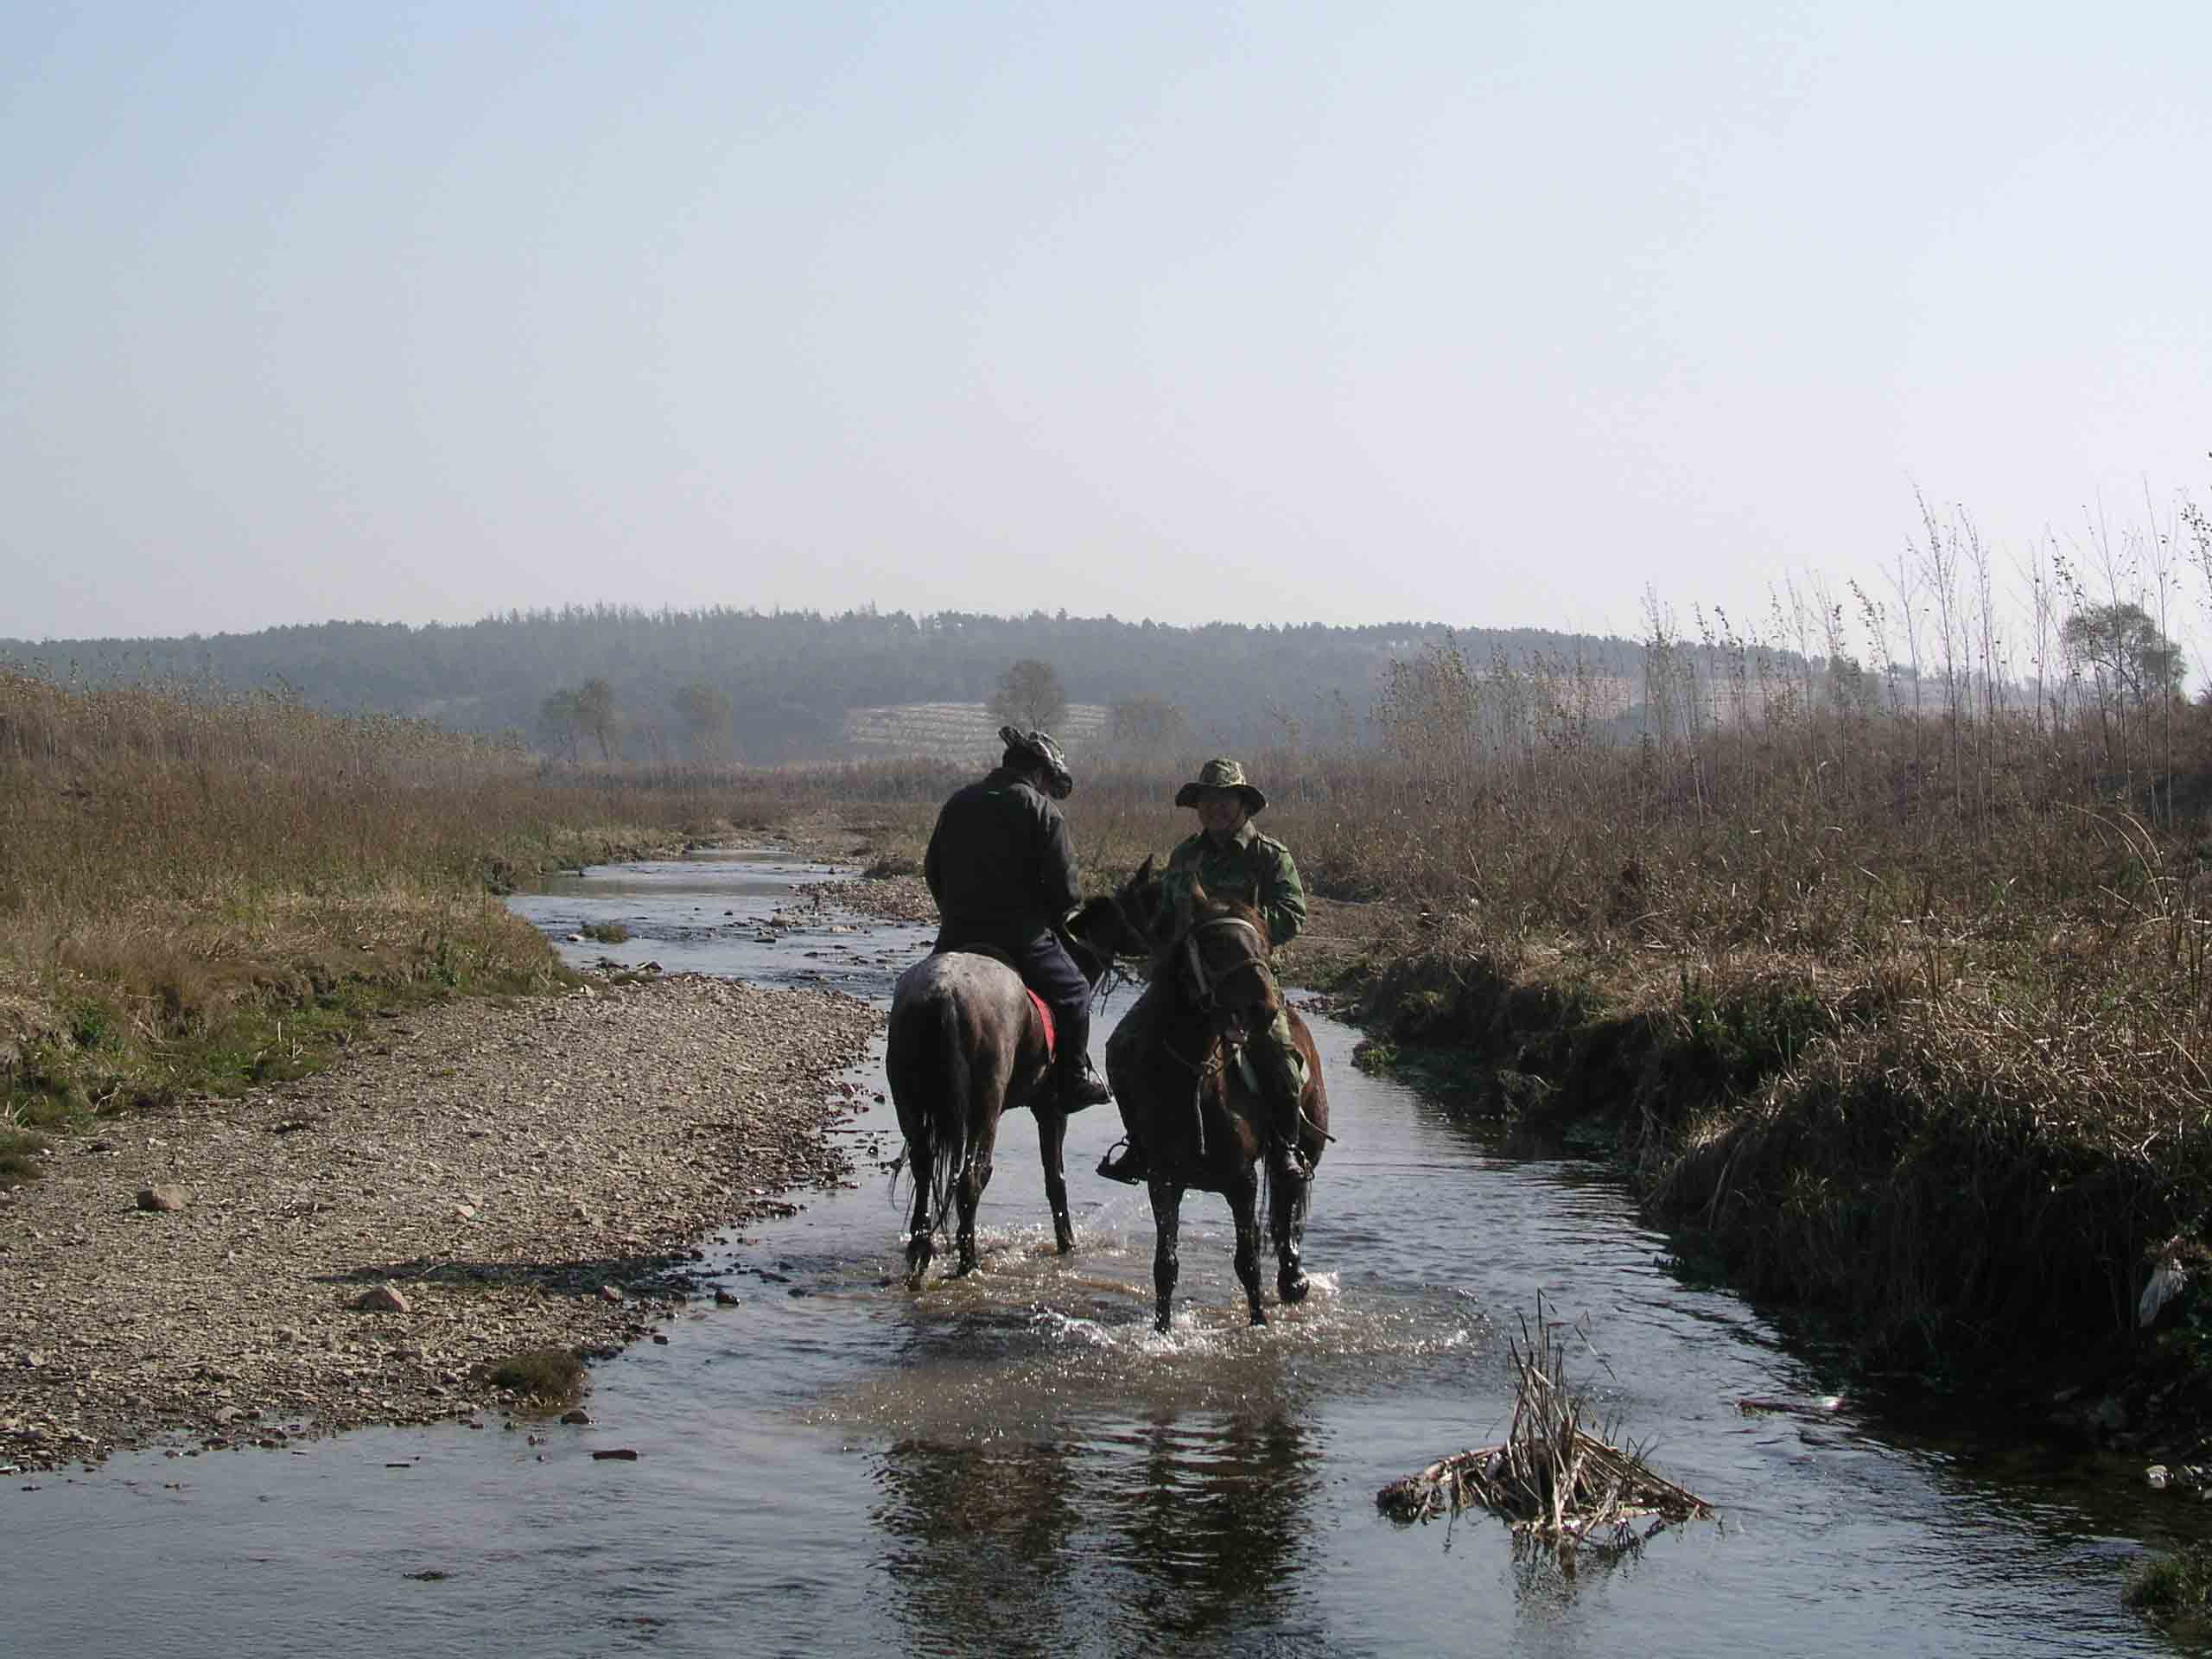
[1147,1179,1184,1333]
[1036,1106,1074,1255]
[1272,1166,1311,1306]
[1231,1174,1267,1326]
[904,1143,935,1290]
[953,1116,999,1277]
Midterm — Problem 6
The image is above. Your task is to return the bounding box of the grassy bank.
[0,672,798,1155]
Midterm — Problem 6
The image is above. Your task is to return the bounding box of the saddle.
[931,944,1056,1060]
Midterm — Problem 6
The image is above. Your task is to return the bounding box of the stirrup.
[1270,1140,1312,1183]
[1096,1139,1147,1185]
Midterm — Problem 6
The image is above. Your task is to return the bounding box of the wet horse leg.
[904,1141,935,1289]
[1147,1177,1183,1333]
[1035,1105,1074,1255]
[1272,1166,1311,1306]
[953,1110,1000,1277]
[1230,1171,1267,1325]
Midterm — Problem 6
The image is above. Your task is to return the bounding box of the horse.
[887,893,1145,1288]
[1103,862,1329,1332]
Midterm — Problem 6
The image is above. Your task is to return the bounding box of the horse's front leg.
[1035,1104,1074,1255]
[904,1142,935,1290]
[954,1116,999,1277]
[1272,1162,1311,1306]
[1148,1177,1184,1333]
[1230,1173,1266,1326]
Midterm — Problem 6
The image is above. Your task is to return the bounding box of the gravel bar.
[0,973,880,1473]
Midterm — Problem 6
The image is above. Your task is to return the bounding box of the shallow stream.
[1,851,2184,1656]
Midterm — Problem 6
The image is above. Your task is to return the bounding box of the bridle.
[1177,913,1277,1023]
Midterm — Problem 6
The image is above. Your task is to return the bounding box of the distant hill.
[1,607,1648,762]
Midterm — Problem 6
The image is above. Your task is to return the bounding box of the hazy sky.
[3,3,2208,644]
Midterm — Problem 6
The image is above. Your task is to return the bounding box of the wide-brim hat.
[999,725,1073,799]
[1174,756,1265,814]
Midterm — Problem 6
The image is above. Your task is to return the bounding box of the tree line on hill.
[2,607,1649,763]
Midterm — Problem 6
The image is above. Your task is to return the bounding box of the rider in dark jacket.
[924,727,1114,1111]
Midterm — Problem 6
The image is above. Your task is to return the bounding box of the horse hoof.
[1279,1272,1309,1305]
[1249,1306,1268,1327]
[1154,1313,1172,1335]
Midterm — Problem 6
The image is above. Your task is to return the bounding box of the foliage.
[670,681,733,759]
[989,658,1068,733]
[0,607,1647,764]
[1109,696,1188,753]
[2063,601,2184,710]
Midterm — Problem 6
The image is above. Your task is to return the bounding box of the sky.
[3,2,2209,647]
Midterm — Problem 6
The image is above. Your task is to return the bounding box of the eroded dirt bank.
[1,973,879,1472]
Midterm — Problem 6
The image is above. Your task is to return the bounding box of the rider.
[923,725,1114,1111]
[1096,757,1311,1185]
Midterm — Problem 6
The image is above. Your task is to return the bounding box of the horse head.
[1162,878,1279,1046]
[1065,855,1166,970]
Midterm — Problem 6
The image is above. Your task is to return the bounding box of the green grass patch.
[484,1348,588,1407]
[580,920,631,944]
[0,1128,49,1183]
[2126,1542,2212,1639]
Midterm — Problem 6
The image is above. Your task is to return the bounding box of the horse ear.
[1179,879,1205,925]
[1135,853,1156,881]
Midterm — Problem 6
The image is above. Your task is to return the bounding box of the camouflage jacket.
[1161,822,1306,949]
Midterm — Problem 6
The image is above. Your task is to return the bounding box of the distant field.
[842,701,1112,760]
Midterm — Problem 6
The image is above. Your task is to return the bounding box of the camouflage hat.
[999,725,1073,799]
[1174,757,1266,814]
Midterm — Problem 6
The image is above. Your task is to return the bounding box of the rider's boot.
[1096,1135,1148,1185]
[1250,1024,1312,1183]
[1058,1050,1113,1110]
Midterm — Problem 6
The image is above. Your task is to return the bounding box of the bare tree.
[989,659,1067,732]
[576,677,617,764]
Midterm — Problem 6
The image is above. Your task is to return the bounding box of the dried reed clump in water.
[1377,1306,1711,1549]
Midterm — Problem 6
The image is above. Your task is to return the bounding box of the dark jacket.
[925,767,1082,944]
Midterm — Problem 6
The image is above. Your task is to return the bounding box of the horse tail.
[903,990,968,1239]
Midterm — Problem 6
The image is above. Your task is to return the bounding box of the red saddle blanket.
[1028,991,1056,1061]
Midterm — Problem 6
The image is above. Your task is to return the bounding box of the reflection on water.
[872,1410,1321,1657]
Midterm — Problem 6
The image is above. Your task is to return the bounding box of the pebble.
[0,974,880,1473]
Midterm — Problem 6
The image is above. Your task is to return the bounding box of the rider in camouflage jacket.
[1097,757,1313,1185]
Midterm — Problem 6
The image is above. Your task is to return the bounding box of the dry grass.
[1378,1301,1711,1548]
[0,673,781,1135]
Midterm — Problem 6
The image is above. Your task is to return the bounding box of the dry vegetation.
[0,673,775,1147]
[12,494,2212,1396]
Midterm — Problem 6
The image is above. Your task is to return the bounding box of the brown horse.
[887,895,1142,1287]
[1103,865,1329,1332]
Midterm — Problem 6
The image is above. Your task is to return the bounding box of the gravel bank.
[0,974,880,1473]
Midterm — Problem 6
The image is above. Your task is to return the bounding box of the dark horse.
[1103,860,1329,1332]
[887,895,1141,1287]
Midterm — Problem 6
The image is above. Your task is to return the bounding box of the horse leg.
[904,1141,935,1290]
[953,1114,999,1277]
[1231,1173,1267,1326]
[1148,1178,1183,1333]
[1036,1105,1074,1255]
[1272,1162,1311,1306]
